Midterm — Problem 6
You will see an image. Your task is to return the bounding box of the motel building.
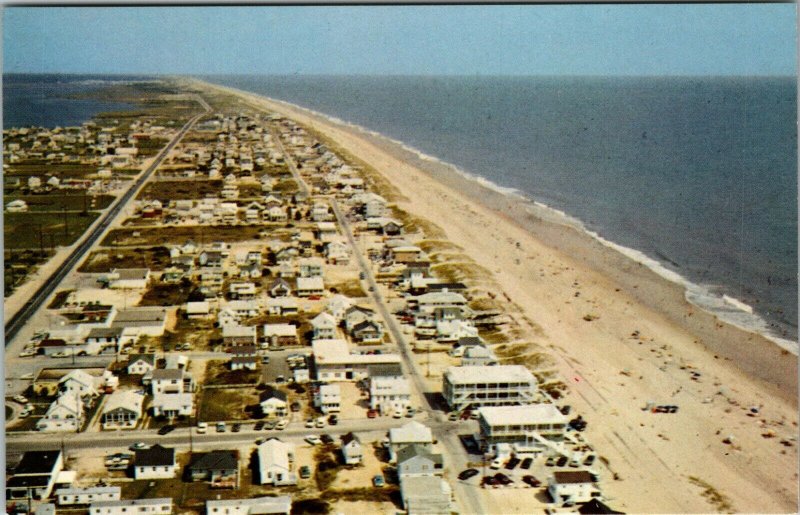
[442,365,539,412]
[477,404,568,454]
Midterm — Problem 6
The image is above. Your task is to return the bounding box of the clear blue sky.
[3,5,797,76]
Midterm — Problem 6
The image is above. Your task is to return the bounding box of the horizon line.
[4,72,798,79]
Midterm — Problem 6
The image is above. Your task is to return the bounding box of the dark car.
[505,457,520,470]
[254,422,265,431]
[300,465,312,479]
[559,405,572,416]
[522,475,541,487]
[481,476,498,487]
[520,457,533,470]
[232,423,241,433]
[458,468,480,481]
[320,434,334,445]
[545,456,557,467]
[290,402,302,412]
[157,425,175,435]
[584,454,596,466]
[556,456,568,467]
[493,473,513,485]
[328,414,338,425]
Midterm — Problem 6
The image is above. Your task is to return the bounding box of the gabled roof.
[341,432,360,446]
[345,305,375,316]
[311,312,336,328]
[397,444,444,467]
[259,386,288,403]
[187,450,238,472]
[352,319,380,332]
[389,421,433,445]
[128,353,156,367]
[134,445,175,467]
[577,499,624,514]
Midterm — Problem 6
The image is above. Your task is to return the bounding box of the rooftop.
[478,404,567,426]
[14,450,62,475]
[445,365,536,384]
[553,470,595,484]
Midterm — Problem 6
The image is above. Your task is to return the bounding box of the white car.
[305,419,314,428]
[305,435,322,445]
[315,417,325,428]
[12,395,28,404]
[18,409,32,418]
[275,419,288,430]
[18,349,36,358]
[196,422,208,434]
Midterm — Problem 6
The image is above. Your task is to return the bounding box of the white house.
[311,312,337,340]
[400,476,452,515]
[150,368,194,394]
[89,498,172,515]
[56,486,121,506]
[296,276,324,297]
[204,496,292,515]
[127,354,156,375]
[266,297,299,316]
[263,323,298,348]
[547,470,600,505]
[36,394,84,432]
[326,294,354,322]
[340,432,363,465]
[134,445,176,480]
[477,404,568,452]
[370,376,412,416]
[259,387,288,418]
[257,439,297,486]
[388,421,434,463]
[58,370,99,398]
[442,365,538,412]
[312,339,402,382]
[315,384,341,414]
[185,301,211,319]
[298,257,324,278]
[101,390,144,430]
[108,268,150,289]
[151,392,194,419]
[397,445,444,478]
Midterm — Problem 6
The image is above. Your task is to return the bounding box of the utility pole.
[63,206,69,239]
[38,223,45,256]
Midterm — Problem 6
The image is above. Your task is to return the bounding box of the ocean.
[201,74,798,345]
[2,73,148,129]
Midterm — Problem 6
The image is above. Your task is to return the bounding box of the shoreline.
[195,80,798,392]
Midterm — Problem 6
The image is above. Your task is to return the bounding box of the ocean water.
[2,74,147,129]
[202,74,798,344]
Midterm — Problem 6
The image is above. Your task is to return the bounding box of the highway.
[4,95,211,345]
[269,125,311,198]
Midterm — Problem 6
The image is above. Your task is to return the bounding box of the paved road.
[269,126,311,198]
[4,95,212,345]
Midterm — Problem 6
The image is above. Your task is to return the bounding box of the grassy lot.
[163,317,219,351]
[204,360,261,386]
[5,211,100,250]
[101,225,265,247]
[47,289,74,309]
[6,193,116,212]
[137,180,223,201]
[138,282,196,307]
[328,280,366,298]
[78,246,172,272]
[392,207,446,239]
[4,249,54,296]
[135,137,170,157]
[417,239,464,254]
[5,162,96,179]
[273,179,298,194]
[198,387,259,421]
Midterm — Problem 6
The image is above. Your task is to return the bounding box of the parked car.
[460,410,472,421]
[559,405,572,416]
[320,434,334,445]
[392,410,402,419]
[372,475,385,487]
[232,423,241,433]
[556,456,568,467]
[522,475,542,487]
[129,442,148,451]
[481,476,499,487]
[12,395,28,404]
[254,422,265,431]
[290,402,301,412]
[305,419,314,428]
[18,408,31,418]
[583,454,596,466]
[458,468,480,481]
[448,412,459,421]
[216,422,227,433]
[545,456,556,467]
[300,465,312,479]
[569,458,580,468]
[494,473,513,485]
[405,407,415,418]
[490,458,503,470]
[18,349,35,358]
[505,457,520,470]
[367,409,378,418]
[315,417,325,428]
[261,356,270,364]
[264,421,277,430]
[305,435,322,445]
[520,457,533,470]
[196,422,208,434]
[157,425,176,435]
[327,414,338,425]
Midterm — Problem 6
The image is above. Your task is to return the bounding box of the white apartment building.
[442,365,538,412]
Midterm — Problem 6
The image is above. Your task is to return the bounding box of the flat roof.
[478,404,567,426]
[14,450,61,475]
[312,339,402,366]
[445,365,536,384]
[553,470,594,484]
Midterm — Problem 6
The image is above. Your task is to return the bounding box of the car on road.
[522,475,542,487]
[12,395,28,404]
[372,475,385,487]
[275,419,288,430]
[520,457,533,470]
[368,286,375,292]
[129,442,148,451]
[157,425,176,435]
[505,457,520,470]
[300,465,312,479]
[305,435,322,445]
[254,422,265,431]
[232,423,241,433]
[359,272,366,280]
[367,409,378,418]
[216,422,227,433]
[327,414,338,425]
[196,422,208,434]
[458,468,480,481]
[305,419,314,428]
[261,356,270,364]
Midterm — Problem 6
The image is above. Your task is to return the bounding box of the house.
[84,327,125,353]
[151,392,194,419]
[239,262,262,279]
[311,312,337,340]
[391,246,423,263]
[266,297,299,316]
[397,445,444,478]
[263,323,298,347]
[310,202,332,221]
[461,345,498,366]
[186,301,212,319]
[340,432,363,465]
[370,376,412,416]
[315,221,338,242]
[548,470,601,505]
[351,319,383,343]
[477,404,568,453]
[58,369,99,397]
[315,384,341,414]
[268,278,292,298]
[108,268,150,289]
[226,300,260,319]
[6,199,29,212]
[274,246,299,263]
[388,421,434,463]
[442,365,538,412]
[298,257,324,278]
[111,308,167,337]
[151,368,194,394]
[205,496,292,515]
[326,294,354,322]
[89,498,172,515]
[344,305,375,332]
[127,354,156,375]
[187,450,239,488]
[267,205,287,222]
[56,486,121,506]
[400,476,452,515]
[230,356,259,371]
[229,282,257,300]
[325,240,350,264]
[296,276,324,297]
[134,445,176,479]
[198,250,224,267]
[5,450,64,501]
[259,386,288,417]
[278,261,296,278]
[101,390,144,430]
[223,324,257,347]
[37,395,84,432]
[257,439,297,486]
[312,339,402,382]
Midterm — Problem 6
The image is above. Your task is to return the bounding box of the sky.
[2,5,797,76]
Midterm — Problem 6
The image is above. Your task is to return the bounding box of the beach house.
[442,365,538,412]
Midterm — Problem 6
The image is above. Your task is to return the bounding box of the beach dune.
[193,79,798,514]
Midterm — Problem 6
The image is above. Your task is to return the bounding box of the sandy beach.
[192,79,797,513]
